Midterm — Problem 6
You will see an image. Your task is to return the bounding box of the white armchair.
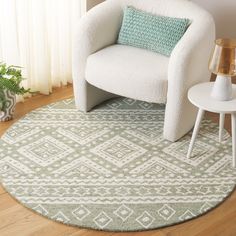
[72,0,215,141]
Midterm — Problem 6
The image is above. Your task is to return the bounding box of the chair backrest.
[86,0,214,59]
[116,0,211,23]
[106,0,214,39]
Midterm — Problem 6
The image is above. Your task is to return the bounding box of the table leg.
[187,109,205,158]
[219,113,225,142]
[232,113,236,168]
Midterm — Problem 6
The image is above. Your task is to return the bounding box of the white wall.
[82,0,104,15]
[87,0,104,11]
[192,0,236,38]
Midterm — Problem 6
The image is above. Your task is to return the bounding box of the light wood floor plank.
[112,230,167,236]
[0,193,20,211]
[0,213,50,236]
[0,204,33,230]
[0,84,235,236]
[68,229,114,236]
[0,186,6,195]
[25,221,79,236]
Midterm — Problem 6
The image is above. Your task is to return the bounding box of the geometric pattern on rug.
[0,97,235,231]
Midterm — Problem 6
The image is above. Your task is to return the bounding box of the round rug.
[0,97,236,231]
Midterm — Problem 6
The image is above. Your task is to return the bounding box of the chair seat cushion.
[85,45,169,103]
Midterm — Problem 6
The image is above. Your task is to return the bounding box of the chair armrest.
[164,10,215,140]
[168,14,215,91]
[72,0,122,81]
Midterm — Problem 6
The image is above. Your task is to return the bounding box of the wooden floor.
[0,84,236,236]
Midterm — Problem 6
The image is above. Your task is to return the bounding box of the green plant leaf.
[0,62,34,95]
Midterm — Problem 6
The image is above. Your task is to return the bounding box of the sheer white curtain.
[0,0,82,95]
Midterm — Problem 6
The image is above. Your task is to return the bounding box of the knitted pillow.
[117,6,190,57]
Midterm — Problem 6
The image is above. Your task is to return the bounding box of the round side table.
[187,82,236,167]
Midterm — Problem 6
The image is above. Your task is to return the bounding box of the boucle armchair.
[72,0,215,141]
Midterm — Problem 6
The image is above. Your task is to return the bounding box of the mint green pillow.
[117,6,190,57]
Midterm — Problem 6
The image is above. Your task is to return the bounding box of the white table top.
[188,82,236,113]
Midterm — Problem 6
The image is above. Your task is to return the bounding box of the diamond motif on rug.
[72,205,91,221]
[94,187,111,196]
[196,185,212,195]
[33,204,49,215]
[123,97,136,105]
[158,204,176,220]
[179,210,196,220]
[115,186,131,196]
[176,186,192,195]
[199,202,213,214]
[136,211,155,228]
[73,186,90,196]
[91,135,147,167]
[18,135,74,166]
[113,204,134,221]
[94,212,112,228]
[163,140,218,166]
[107,101,123,109]
[52,211,70,223]
[31,186,49,196]
[138,101,153,109]
[154,186,172,195]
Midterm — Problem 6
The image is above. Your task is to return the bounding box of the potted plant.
[0,62,31,122]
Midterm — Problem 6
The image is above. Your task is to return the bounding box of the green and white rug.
[0,98,235,231]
